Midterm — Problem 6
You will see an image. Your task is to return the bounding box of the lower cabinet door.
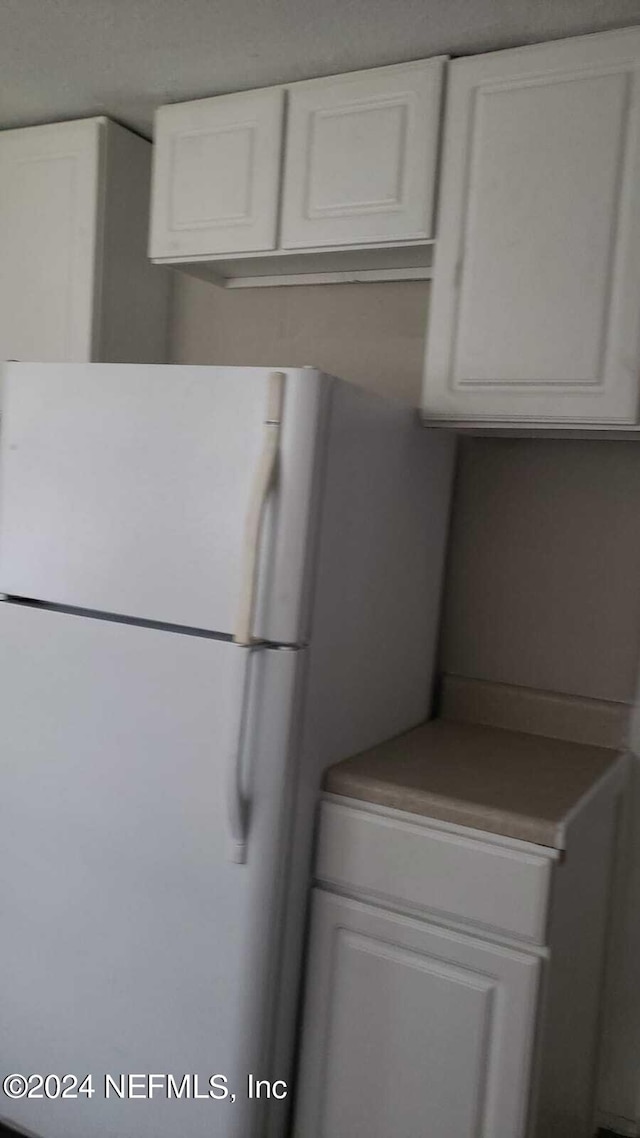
[293,890,541,1138]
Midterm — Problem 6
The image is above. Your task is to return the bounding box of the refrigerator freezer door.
[0,601,303,1138]
[0,363,327,642]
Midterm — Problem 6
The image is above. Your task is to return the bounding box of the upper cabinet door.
[423,28,640,424]
[281,59,445,249]
[150,88,284,259]
[0,119,100,362]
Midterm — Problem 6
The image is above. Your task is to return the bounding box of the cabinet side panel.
[597,751,640,1131]
[99,121,171,363]
[535,768,623,1137]
[266,380,455,1136]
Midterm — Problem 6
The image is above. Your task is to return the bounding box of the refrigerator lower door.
[0,363,327,643]
[0,602,303,1138]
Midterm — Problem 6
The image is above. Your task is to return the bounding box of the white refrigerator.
[0,363,454,1138]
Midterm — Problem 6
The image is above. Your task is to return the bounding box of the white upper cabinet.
[423,27,640,426]
[149,59,445,284]
[149,87,284,259]
[280,59,445,249]
[0,117,169,364]
[0,120,98,363]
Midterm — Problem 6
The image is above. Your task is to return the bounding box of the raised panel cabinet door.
[281,59,446,249]
[0,119,101,362]
[423,27,640,424]
[150,88,284,259]
[293,890,541,1138]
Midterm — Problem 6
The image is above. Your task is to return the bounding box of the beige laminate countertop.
[323,719,621,849]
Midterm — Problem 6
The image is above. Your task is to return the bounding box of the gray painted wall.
[443,436,640,704]
[170,273,428,407]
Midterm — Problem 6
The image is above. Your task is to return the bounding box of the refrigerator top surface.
[0,364,329,642]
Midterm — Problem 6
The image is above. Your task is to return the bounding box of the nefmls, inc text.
[105,1073,288,1100]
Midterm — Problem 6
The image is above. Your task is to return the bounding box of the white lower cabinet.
[293,785,622,1138]
[293,890,541,1138]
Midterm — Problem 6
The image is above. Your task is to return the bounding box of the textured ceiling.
[1,0,640,137]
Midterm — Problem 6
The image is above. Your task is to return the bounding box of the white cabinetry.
[150,88,284,258]
[149,59,445,286]
[280,61,442,250]
[422,27,640,427]
[295,890,540,1138]
[0,117,169,364]
[294,779,622,1138]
